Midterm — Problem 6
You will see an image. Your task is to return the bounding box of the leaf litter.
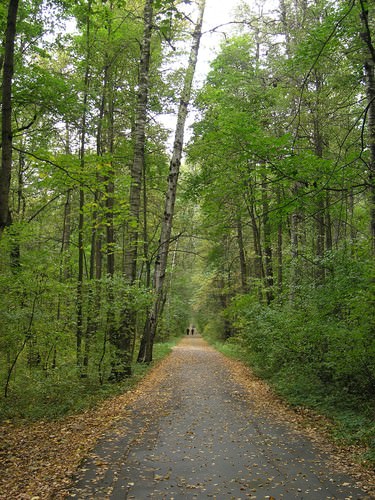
[0,336,374,499]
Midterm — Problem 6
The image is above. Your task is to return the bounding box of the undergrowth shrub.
[223,252,375,459]
[0,340,176,422]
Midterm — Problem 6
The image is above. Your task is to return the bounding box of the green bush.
[221,251,375,461]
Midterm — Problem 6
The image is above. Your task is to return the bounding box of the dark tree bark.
[276,187,283,295]
[262,176,274,304]
[325,191,332,253]
[360,0,375,254]
[236,215,248,293]
[54,188,72,371]
[76,0,92,372]
[0,0,19,236]
[82,188,102,377]
[62,189,72,279]
[313,73,326,283]
[244,190,264,302]
[289,183,304,303]
[76,191,85,370]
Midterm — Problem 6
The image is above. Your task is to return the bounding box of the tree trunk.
[313,72,325,284]
[360,1,375,254]
[124,0,154,284]
[116,0,155,375]
[247,198,265,301]
[276,187,283,295]
[138,0,206,363]
[142,159,151,288]
[236,215,248,293]
[289,183,304,304]
[262,176,274,304]
[0,0,19,236]
[82,189,101,377]
[325,191,332,253]
[106,74,131,380]
[54,188,72,371]
[62,189,72,279]
[9,146,25,271]
[76,0,92,372]
[76,190,85,370]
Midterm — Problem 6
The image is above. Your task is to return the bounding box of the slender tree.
[138,0,206,363]
[76,0,92,371]
[125,0,154,283]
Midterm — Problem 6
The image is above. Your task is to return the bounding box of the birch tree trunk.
[113,0,154,375]
[138,0,206,363]
[125,0,153,283]
[0,0,19,236]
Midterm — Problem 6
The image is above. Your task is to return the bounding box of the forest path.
[67,336,372,499]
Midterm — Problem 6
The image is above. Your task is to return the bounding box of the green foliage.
[227,253,375,394]
[0,339,177,422]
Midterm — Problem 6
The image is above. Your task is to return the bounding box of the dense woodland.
[0,0,374,461]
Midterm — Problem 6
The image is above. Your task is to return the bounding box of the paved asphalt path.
[68,336,370,499]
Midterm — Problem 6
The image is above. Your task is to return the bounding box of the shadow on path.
[67,336,372,499]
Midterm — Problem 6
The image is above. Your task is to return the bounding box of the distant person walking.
[186,327,190,335]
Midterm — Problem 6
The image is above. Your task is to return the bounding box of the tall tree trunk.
[115,0,154,375]
[138,0,206,363]
[125,0,153,283]
[9,146,25,271]
[262,176,274,304]
[143,159,151,288]
[289,183,304,304]
[76,0,92,372]
[54,188,72,371]
[236,215,248,293]
[245,193,264,301]
[276,187,283,295]
[360,1,375,254]
[313,72,325,284]
[62,127,72,279]
[76,193,85,371]
[82,188,101,377]
[325,191,332,253]
[106,77,130,380]
[105,95,115,280]
[0,0,19,237]
[280,0,309,303]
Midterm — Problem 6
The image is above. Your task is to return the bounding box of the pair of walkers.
[186,325,195,336]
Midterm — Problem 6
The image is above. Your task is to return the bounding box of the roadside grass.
[0,337,180,423]
[213,340,375,468]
